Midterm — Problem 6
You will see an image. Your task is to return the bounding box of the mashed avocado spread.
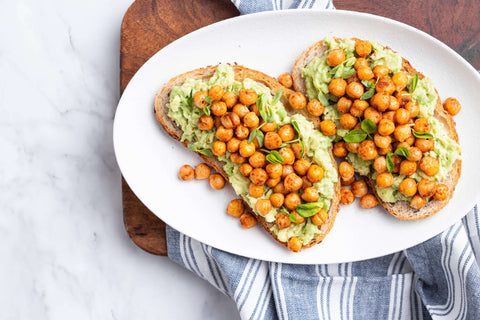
[302,37,460,203]
[167,64,337,244]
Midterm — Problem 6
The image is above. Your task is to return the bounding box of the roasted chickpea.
[354,57,369,70]
[337,97,353,114]
[284,192,302,210]
[346,82,364,99]
[278,72,293,88]
[370,92,391,112]
[208,85,224,101]
[222,91,238,108]
[382,111,395,123]
[377,144,393,156]
[340,187,354,205]
[266,177,281,188]
[293,158,311,176]
[198,115,214,130]
[355,65,373,81]
[302,176,313,189]
[239,140,256,158]
[278,124,295,142]
[374,156,387,173]
[364,107,382,125]
[194,163,211,180]
[215,125,233,142]
[394,108,411,125]
[410,195,427,209]
[388,96,400,112]
[249,151,267,168]
[178,164,194,181]
[238,89,258,105]
[212,140,226,156]
[374,134,391,149]
[256,199,272,216]
[265,163,282,179]
[302,187,320,202]
[404,101,420,118]
[281,165,294,179]
[339,161,355,180]
[249,183,264,198]
[250,168,268,185]
[243,112,259,128]
[284,173,303,192]
[291,142,306,159]
[279,147,296,165]
[232,104,249,119]
[287,236,302,252]
[273,181,288,194]
[264,132,283,150]
[396,91,411,108]
[270,193,285,208]
[419,156,440,176]
[227,199,244,218]
[230,152,246,164]
[193,91,208,108]
[392,72,408,91]
[239,212,257,229]
[333,141,348,157]
[235,124,249,140]
[341,175,355,186]
[307,99,325,116]
[276,212,291,229]
[376,119,395,136]
[375,77,395,95]
[312,209,329,226]
[250,103,261,117]
[376,172,394,188]
[394,142,410,151]
[291,211,305,225]
[351,180,368,198]
[414,118,431,133]
[358,140,378,160]
[209,173,225,190]
[329,78,347,97]
[444,97,461,116]
[399,178,417,197]
[415,138,435,153]
[355,40,372,57]
[433,184,449,201]
[220,112,240,129]
[418,178,436,198]
[399,160,417,176]
[345,142,360,153]
[407,147,422,162]
[393,124,412,142]
[339,113,358,130]
[260,121,277,132]
[360,194,379,209]
[289,91,307,110]
[326,48,346,67]
[307,164,324,183]
[210,101,227,117]
[350,99,369,117]
[373,65,389,79]
[239,163,253,177]
[405,135,416,146]
[320,119,337,136]
[225,137,240,153]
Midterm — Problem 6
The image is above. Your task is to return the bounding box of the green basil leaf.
[280,206,289,214]
[334,64,345,79]
[299,140,305,158]
[270,150,284,163]
[248,129,257,143]
[345,57,356,67]
[329,64,341,75]
[412,129,434,139]
[341,67,355,79]
[386,152,394,172]
[361,79,375,89]
[343,129,367,143]
[198,149,213,156]
[360,88,375,100]
[256,130,265,148]
[187,144,197,152]
[202,105,210,116]
[266,153,281,164]
[204,96,212,104]
[272,90,283,105]
[288,213,298,223]
[291,120,301,136]
[257,95,268,122]
[409,74,418,93]
[296,201,325,218]
[394,146,410,158]
[317,91,330,106]
[361,119,377,134]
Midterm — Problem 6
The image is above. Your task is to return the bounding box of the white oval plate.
[114,9,480,264]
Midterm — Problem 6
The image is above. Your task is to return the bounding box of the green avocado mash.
[167,64,337,244]
[302,37,461,203]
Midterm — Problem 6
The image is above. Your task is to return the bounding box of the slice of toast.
[292,39,461,220]
[154,64,340,249]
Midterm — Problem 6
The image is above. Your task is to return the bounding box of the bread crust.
[292,39,461,220]
[154,64,340,249]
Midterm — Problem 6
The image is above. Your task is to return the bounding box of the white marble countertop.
[1,1,240,318]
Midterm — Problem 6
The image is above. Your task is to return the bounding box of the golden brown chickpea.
[291,211,305,225]
[415,138,435,153]
[266,177,281,188]
[278,124,296,142]
[346,82,364,99]
[239,140,256,158]
[239,163,253,177]
[256,199,272,216]
[279,147,296,165]
[194,163,211,180]
[357,66,374,81]
[350,99,369,117]
[354,57,369,70]
[351,180,369,198]
[377,119,395,136]
[407,147,422,162]
[273,181,288,194]
[250,168,268,185]
[243,112,259,128]
[178,164,194,181]
[404,101,420,118]
[232,104,249,119]
[249,183,264,198]
[370,92,390,112]
[374,156,387,173]
[345,142,360,154]
[410,195,427,210]
[264,132,283,150]
[193,91,208,108]
[355,40,372,57]
[394,142,410,151]
[392,72,408,91]
[284,192,302,210]
[215,125,233,142]
[339,113,358,130]
[340,187,354,205]
[287,236,302,252]
[399,178,417,197]
[214,116,223,129]
[220,112,240,129]
[212,140,226,156]
[333,141,348,157]
[376,172,394,188]
[433,184,449,201]
[221,91,238,109]
[302,187,320,202]
[270,193,285,208]
[320,119,337,136]
[374,134,392,149]
[390,155,401,173]
[364,107,382,125]
[418,178,436,198]
[239,212,257,229]
[395,91,411,108]
[210,101,227,117]
[382,111,396,123]
[227,199,244,218]
[375,77,395,95]
[393,124,412,142]
[388,96,400,112]
[307,99,325,116]
[414,118,431,133]
[293,158,311,176]
[235,124,249,140]
[291,142,306,159]
[226,137,241,153]
[419,156,440,176]
[341,175,355,186]
[209,173,225,190]
[339,161,355,180]
[289,92,307,110]
[281,165,294,179]
[238,89,258,105]
[307,164,324,183]
[230,152,246,164]
[337,97,353,114]
[302,176,313,189]
[394,108,411,125]
[311,209,329,226]
[405,135,416,146]
[373,65,389,79]
[198,115,214,131]
[377,144,393,156]
[443,97,461,116]
[326,48,346,67]
[360,194,379,209]
[358,140,378,160]
[284,173,303,192]
[329,78,348,97]
[250,103,261,117]
[260,121,277,132]
[276,212,291,230]
[278,72,293,88]
[266,163,283,179]
[249,151,267,168]
[208,85,224,101]
[399,160,418,176]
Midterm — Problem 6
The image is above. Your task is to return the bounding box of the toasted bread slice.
[292,39,461,220]
[155,64,340,249]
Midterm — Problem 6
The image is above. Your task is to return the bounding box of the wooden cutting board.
[120,0,480,256]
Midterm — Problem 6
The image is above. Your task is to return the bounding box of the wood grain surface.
[120,0,479,256]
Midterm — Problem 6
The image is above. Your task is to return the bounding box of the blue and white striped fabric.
[166,1,480,319]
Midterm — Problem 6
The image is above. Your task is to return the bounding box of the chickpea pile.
[178,163,226,190]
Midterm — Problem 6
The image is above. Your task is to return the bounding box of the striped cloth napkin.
[166,1,480,319]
